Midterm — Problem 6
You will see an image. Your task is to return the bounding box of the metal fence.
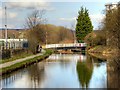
[44,43,87,49]
[0,39,28,50]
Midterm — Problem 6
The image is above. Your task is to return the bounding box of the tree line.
[103,3,120,52]
[26,4,120,54]
[80,3,120,53]
[25,10,74,53]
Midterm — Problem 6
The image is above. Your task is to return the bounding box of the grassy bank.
[88,45,118,60]
[0,51,33,64]
[0,49,53,75]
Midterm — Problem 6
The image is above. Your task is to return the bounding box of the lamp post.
[46,31,47,47]
[71,23,76,44]
[74,30,76,44]
[5,6,8,49]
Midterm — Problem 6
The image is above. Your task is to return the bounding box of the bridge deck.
[42,43,87,49]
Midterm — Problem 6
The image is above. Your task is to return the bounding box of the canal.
[1,53,107,88]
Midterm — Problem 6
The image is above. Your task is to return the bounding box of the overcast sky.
[0,0,119,30]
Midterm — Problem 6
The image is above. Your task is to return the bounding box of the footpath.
[0,50,46,69]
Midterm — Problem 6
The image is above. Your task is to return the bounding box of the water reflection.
[76,55,93,88]
[26,62,45,88]
[77,54,107,88]
[1,54,107,88]
[1,62,45,88]
[1,69,26,88]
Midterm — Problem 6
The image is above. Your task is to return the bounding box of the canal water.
[1,53,107,88]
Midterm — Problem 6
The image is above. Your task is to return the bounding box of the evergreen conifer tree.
[76,7,93,43]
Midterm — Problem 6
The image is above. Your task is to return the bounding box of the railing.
[43,43,87,49]
[0,39,28,50]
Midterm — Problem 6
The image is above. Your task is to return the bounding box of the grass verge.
[87,45,118,60]
[0,52,33,64]
[0,49,53,75]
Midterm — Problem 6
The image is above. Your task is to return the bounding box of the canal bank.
[1,53,107,88]
[87,45,119,60]
[0,49,53,75]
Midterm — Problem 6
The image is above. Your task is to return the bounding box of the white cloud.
[59,17,76,22]
[2,1,53,11]
[7,24,15,28]
[90,14,105,22]
[3,0,119,2]
[0,7,2,18]
[59,14,105,24]
[9,12,17,18]
[2,0,119,2]
[7,2,47,9]
[0,7,17,19]
[2,0,46,2]
[59,14,105,30]
[89,14,105,29]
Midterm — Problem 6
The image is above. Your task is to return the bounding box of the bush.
[2,50,11,59]
[84,30,106,47]
[12,49,26,55]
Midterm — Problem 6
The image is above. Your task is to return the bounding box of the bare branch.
[25,9,46,30]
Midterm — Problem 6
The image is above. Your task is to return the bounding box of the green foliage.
[76,7,93,43]
[76,55,93,88]
[1,50,32,64]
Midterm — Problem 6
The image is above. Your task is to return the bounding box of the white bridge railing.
[44,43,87,49]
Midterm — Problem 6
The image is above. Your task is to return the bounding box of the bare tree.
[25,10,46,54]
[26,10,46,30]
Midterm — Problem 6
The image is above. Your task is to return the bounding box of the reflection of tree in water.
[59,59,71,69]
[1,69,24,88]
[27,62,45,88]
[107,55,120,88]
[76,55,93,88]
[1,62,45,88]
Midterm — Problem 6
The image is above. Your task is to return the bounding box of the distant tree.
[58,26,73,43]
[75,7,93,43]
[84,30,106,47]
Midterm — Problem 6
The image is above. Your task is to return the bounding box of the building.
[105,2,120,11]
[105,3,118,11]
